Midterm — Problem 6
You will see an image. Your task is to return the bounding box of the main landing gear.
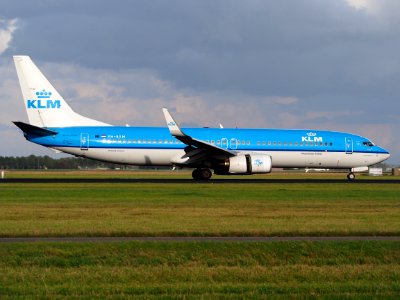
[347,172,356,180]
[192,168,212,180]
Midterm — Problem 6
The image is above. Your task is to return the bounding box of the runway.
[1,178,399,184]
[0,236,399,243]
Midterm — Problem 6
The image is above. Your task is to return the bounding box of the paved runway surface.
[1,178,399,184]
[0,236,399,243]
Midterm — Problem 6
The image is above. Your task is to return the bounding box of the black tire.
[192,169,201,180]
[347,172,356,180]
[200,168,212,180]
[192,168,212,180]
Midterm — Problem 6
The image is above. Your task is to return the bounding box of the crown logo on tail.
[36,89,52,99]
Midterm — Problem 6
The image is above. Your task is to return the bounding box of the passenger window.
[246,140,250,145]
[257,141,260,145]
[262,141,266,145]
[217,140,221,145]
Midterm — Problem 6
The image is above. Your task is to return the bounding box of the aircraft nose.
[379,148,390,162]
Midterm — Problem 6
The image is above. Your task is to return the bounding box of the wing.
[162,108,236,166]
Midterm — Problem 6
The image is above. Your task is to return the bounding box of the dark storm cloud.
[2,0,398,97]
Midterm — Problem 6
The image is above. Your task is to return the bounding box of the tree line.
[0,155,118,169]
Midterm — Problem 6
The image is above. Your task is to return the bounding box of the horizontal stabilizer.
[13,121,58,136]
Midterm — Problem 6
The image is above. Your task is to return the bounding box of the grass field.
[0,170,399,298]
[0,241,399,298]
[0,171,398,237]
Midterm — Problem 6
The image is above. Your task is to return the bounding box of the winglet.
[162,108,185,137]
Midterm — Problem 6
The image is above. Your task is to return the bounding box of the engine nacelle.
[227,154,272,174]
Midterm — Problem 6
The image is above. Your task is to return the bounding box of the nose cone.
[381,152,390,161]
[377,147,390,163]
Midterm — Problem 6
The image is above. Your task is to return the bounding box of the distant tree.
[0,155,117,170]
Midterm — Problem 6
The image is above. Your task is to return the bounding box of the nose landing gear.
[347,172,356,180]
[192,168,212,180]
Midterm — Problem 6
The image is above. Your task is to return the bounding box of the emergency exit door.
[80,133,89,150]
[345,137,353,154]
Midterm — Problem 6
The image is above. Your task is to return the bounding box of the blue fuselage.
[25,126,389,169]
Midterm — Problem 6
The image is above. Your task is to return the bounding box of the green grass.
[0,171,399,298]
[0,171,398,237]
[0,241,399,298]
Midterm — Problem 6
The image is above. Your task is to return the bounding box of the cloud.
[270,97,299,105]
[0,18,17,55]
[345,0,400,19]
[345,0,375,11]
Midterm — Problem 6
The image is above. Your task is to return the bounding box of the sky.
[0,0,399,164]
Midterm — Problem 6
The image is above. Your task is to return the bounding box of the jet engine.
[216,154,272,174]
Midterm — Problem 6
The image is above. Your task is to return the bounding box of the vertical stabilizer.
[13,56,110,127]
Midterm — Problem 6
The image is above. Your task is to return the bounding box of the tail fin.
[13,56,110,127]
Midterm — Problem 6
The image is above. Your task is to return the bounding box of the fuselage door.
[345,137,353,154]
[230,138,238,150]
[80,133,89,150]
[221,138,228,149]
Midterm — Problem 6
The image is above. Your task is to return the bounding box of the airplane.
[12,56,390,180]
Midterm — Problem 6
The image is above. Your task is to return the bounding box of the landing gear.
[192,168,212,180]
[347,172,356,180]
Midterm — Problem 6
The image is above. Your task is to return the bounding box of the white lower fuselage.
[55,147,389,169]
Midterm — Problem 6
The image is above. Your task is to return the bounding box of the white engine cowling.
[228,154,272,174]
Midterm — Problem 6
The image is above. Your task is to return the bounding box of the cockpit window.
[363,141,374,147]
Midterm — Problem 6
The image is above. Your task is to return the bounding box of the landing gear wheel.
[192,168,212,180]
[347,172,356,180]
[192,169,201,180]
